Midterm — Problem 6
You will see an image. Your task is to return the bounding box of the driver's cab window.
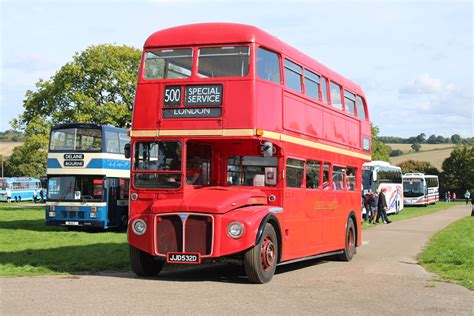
[186,142,211,185]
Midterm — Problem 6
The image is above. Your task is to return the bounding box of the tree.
[371,125,390,161]
[411,143,421,152]
[389,149,404,157]
[426,134,437,144]
[7,45,141,178]
[12,44,141,130]
[450,134,461,144]
[416,133,426,144]
[4,117,50,178]
[397,160,439,175]
[440,143,474,194]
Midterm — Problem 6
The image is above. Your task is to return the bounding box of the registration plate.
[65,221,79,226]
[166,252,201,264]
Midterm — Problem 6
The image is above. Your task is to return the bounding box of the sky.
[0,0,472,137]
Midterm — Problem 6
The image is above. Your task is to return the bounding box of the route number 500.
[164,86,181,106]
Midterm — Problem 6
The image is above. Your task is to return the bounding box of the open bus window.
[227,156,278,187]
[50,128,102,151]
[186,142,211,185]
[198,46,250,78]
[47,176,105,201]
[332,166,346,191]
[323,163,330,190]
[346,167,356,191]
[286,158,304,188]
[306,160,321,189]
[144,48,192,80]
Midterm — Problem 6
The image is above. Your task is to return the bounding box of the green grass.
[0,206,128,276]
[361,202,464,230]
[418,216,474,290]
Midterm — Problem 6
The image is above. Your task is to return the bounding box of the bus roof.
[144,22,364,95]
[51,123,128,133]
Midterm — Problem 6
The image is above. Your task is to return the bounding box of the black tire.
[337,217,356,262]
[244,223,278,284]
[129,245,164,277]
[121,214,128,228]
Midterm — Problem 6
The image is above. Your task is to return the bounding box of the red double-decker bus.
[127,23,372,283]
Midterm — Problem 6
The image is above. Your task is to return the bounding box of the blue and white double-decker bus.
[45,123,130,229]
[0,177,42,202]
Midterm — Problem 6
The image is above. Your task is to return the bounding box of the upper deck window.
[330,82,343,110]
[356,96,367,120]
[198,46,250,78]
[257,48,281,83]
[144,48,192,80]
[344,91,356,116]
[50,128,102,151]
[284,59,302,92]
[321,77,328,104]
[304,70,320,100]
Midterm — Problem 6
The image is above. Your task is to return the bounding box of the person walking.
[465,190,471,205]
[6,188,11,203]
[370,190,379,224]
[39,189,44,203]
[447,191,451,202]
[452,192,456,202]
[33,189,38,203]
[376,187,391,224]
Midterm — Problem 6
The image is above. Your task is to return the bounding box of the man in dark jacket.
[376,187,391,224]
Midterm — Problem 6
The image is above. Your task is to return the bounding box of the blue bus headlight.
[90,212,97,218]
[48,211,56,217]
[227,222,244,239]
[132,219,147,235]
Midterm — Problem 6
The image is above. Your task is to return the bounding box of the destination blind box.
[63,153,84,167]
[163,84,223,118]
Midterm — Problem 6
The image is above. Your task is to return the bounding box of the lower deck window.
[227,156,278,187]
[286,158,304,188]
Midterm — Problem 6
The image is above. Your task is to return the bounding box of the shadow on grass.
[0,219,67,232]
[0,243,130,275]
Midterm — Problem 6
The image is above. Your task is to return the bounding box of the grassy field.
[386,143,455,170]
[0,202,463,277]
[0,205,128,276]
[418,216,474,290]
[0,142,23,157]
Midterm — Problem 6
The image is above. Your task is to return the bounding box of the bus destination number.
[164,86,182,106]
[166,252,201,264]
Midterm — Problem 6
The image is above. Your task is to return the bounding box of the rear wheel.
[244,223,278,284]
[129,245,164,277]
[337,217,356,261]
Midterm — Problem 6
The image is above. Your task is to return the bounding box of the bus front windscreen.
[50,128,102,151]
[47,176,105,201]
[403,179,424,197]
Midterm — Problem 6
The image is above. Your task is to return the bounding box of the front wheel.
[244,223,278,284]
[337,217,356,261]
[129,245,164,277]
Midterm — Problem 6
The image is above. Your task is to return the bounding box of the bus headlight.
[90,212,97,219]
[131,193,138,201]
[48,211,56,217]
[227,222,244,239]
[132,219,147,235]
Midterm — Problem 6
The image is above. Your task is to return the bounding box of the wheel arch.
[347,209,358,247]
[256,213,282,263]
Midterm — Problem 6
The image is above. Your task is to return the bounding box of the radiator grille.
[155,214,213,256]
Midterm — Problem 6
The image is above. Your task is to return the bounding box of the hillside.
[0,142,23,157]
[387,143,455,170]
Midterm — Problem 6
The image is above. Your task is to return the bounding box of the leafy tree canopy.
[12,44,141,130]
[371,125,390,162]
[4,117,50,178]
[440,143,474,193]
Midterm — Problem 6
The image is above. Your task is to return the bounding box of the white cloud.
[400,73,454,95]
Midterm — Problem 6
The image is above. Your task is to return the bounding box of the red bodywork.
[129,23,371,263]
